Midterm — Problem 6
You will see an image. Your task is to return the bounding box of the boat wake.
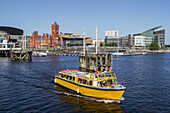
[53,90,124,104]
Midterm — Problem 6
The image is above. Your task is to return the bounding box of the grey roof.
[0,26,23,35]
[53,21,57,25]
[32,31,37,35]
[135,26,162,35]
[0,30,7,34]
[142,26,162,33]
[36,35,52,38]
[36,36,46,38]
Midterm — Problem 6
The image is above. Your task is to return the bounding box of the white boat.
[32,51,47,57]
[112,49,126,56]
[112,52,124,56]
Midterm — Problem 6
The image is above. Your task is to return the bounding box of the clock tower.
[51,21,60,47]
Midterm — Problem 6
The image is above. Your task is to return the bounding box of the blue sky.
[1,0,170,44]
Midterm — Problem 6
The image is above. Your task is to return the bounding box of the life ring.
[95,71,102,74]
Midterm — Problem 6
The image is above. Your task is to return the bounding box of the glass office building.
[128,26,165,48]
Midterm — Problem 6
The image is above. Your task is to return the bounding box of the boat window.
[87,80,89,85]
[83,79,87,84]
[98,74,105,79]
[107,79,113,86]
[61,74,64,78]
[69,76,72,80]
[89,81,93,86]
[64,74,66,78]
[90,75,93,78]
[66,75,69,79]
[78,78,82,83]
[98,82,100,87]
[100,81,108,87]
[105,73,112,78]
[112,73,115,78]
[72,77,75,81]
[59,74,62,77]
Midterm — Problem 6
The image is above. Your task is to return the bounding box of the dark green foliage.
[100,43,103,47]
[149,42,160,51]
[165,45,170,48]
[105,43,117,47]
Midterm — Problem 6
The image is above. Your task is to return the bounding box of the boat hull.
[54,77,125,101]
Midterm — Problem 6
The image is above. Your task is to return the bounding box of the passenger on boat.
[100,81,108,87]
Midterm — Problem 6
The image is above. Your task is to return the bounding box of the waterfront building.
[121,36,129,47]
[104,30,121,46]
[93,39,104,47]
[51,21,60,47]
[86,39,93,46]
[105,31,118,37]
[29,21,60,48]
[154,29,165,48]
[59,33,91,48]
[123,26,165,48]
[0,26,28,48]
[29,31,52,48]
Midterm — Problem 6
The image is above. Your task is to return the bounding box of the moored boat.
[32,51,47,57]
[54,70,126,102]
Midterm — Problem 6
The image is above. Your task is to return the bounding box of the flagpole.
[83,27,85,54]
[96,25,98,54]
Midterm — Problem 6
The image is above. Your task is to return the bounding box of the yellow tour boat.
[54,70,126,102]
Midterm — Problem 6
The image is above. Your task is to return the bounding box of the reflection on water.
[54,84,124,113]
[0,54,170,112]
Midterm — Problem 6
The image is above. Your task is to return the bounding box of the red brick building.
[29,21,60,48]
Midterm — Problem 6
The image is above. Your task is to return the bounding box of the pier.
[10,50,32,61]
[0,48,32,61]
[79,51,112,72]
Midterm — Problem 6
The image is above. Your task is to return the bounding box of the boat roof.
[59,70,114,78]
[59,70,91,78]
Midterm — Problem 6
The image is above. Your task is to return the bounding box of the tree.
[105,43,117,47]
[165,44,170,48]
[149,42,160,51]
[100,43,103,47]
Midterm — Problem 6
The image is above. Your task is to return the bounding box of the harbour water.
[0,53,170,112]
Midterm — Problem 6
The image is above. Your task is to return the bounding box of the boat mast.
[96,25,98,54]
[25,34,26,49]
[40,35,42,49]
[83,27,85,54]
[117,37,119,52]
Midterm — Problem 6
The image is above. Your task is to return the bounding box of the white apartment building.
[105,31,118,37]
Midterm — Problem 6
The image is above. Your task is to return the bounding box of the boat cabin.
[56,70,118,88]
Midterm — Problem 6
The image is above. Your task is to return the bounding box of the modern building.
[93,39,104,47]
[127,26,165,48]
[154,29,165,48]
[29,21,60,48]
[0,26,25,48]
[121,36,129,47]
[104,30,121,46]
[59,33,91,48]
[105,31,118,37]
[86,39,93,46]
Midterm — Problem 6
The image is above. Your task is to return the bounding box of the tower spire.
[54,20,57,25]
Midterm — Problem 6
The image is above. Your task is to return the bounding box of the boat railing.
[107,80,125,87]
[117,80,125,87]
